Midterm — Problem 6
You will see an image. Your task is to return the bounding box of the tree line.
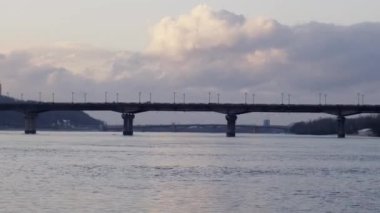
[290,115,380,136]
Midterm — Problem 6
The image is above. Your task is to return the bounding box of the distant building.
[263,119,270,127]
[358,128,374,137]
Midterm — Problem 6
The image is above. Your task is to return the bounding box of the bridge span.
[1,102,380,138]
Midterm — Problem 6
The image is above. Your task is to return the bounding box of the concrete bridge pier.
[226,114,237,137]
[24,112,38,134]
[337,115,346,138]
[122,113,135,136]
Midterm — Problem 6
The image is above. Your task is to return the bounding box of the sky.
[1,0,380,125]
[1,0,380,51]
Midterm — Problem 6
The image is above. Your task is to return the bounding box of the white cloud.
[1,4,380,109]
[146,4,282,59]
[245,49,287,68]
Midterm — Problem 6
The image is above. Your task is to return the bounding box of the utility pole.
[281,93,284,105]
[362,94,365,105]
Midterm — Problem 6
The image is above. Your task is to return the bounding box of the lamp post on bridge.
[357,93,361,105]
[324,94,327,105]
[52,92,55,103]
[252,93,255,104]
[362,94,365,105]
[281,93,284,105]
[116,93,119,103]
[138,92,141,103]
[183,93,186,104]
[244,92,247,104]
[173,92,176,104]
[217,93,220,104]
[71,92,74,103]
[208,92,211,104]
[288,94,291,105]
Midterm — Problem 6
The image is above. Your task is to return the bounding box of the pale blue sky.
[1,0,380,51]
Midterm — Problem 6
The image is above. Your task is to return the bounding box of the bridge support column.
[337,115,346,138]
[24,112,38,134]
[226,114,237,137]
[122,113,135,136]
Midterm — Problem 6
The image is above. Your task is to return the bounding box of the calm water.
[0,131,380,213]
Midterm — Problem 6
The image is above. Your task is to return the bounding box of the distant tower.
[263,119,270,127]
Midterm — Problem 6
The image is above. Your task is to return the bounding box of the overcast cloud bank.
[1,4,380,106]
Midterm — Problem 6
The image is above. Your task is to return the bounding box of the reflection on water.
[0,131,380,212]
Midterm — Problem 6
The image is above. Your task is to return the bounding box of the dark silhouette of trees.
[0,95,104,130]
[290,115,380,136]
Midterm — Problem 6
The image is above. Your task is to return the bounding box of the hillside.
[0,95,105,130]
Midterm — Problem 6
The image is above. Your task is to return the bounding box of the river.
[0,131,379,212]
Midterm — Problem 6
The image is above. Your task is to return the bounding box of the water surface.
[0,132,379,212]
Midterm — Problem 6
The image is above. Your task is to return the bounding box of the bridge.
[1,102,380,138]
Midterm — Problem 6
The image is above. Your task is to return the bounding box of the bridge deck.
[1,102,379,137]
[1,102,380,115]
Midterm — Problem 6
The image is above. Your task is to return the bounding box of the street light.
[252,93,255,104]
[20,93,23,101]
[183,93,186,104]
[244,92,247,104]
[71,92,74,103]
[52,92,55,103]
[357,93,361,105]
[217,93,220,104]
[116,93,119,103]
[105,91,108,103]
[319,93,322,105]
[38,92,42,102]
[173,92,176,103]
[324,94,327,105]
[138,92,141,103]
[281,93,284,105]
[84,93,87,103]
[208,92,211,103]
[149,92,152,103]
[288,94,291,105]
[362,94,365,105]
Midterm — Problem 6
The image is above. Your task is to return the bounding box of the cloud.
[1,4,380,107]
[146,4,282,58]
